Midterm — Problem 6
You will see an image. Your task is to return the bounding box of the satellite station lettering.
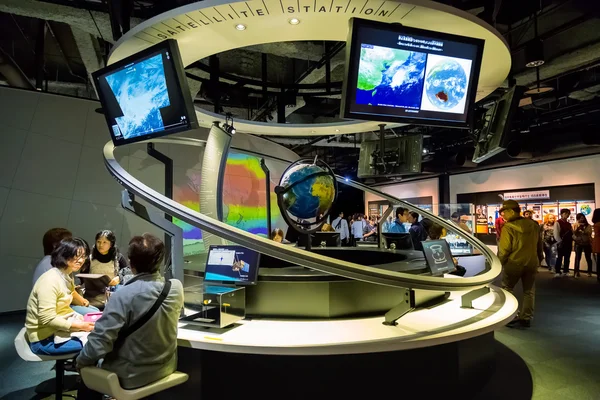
[138,1,397,42]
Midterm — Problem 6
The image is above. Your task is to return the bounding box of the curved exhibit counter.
[171,286,516,398]
[177,286,516,354]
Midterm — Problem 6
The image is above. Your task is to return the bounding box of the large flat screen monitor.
[341,18,484,129]
[204,245,260,285]
[92,39,198,146]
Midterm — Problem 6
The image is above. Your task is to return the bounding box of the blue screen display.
[93,40,196,146]
[204,245,260,285]
[105,54,170,140]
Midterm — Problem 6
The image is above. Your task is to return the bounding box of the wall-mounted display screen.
[341,18,484,128]
[93,39,198,146]
[204,245,260,285]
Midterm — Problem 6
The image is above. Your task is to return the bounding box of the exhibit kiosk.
[94,0,517,397]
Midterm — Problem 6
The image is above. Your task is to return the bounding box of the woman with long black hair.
[573,213,593,278]
[82,230,131,308]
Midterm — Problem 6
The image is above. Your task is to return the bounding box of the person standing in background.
[408,212,427,251]
[497,200,543,328]
[331,212,350,245]
[451,212,471,233]
[351,214,364,244]
[554,209,574,278]
[389,208,409,233]
[495,212,506,244]
[382,216,393,233]
[541,214,557,272]
[573,213,593,278]
[33,228,73,285]
[592,209,600,282]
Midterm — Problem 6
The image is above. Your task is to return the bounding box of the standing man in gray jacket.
[76,233,184,398]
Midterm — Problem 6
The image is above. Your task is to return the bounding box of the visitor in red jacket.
[495,213,506,243]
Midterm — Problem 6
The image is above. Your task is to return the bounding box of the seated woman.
[26,238,95,355]
[271,228,290,244]
[82,230,131,309]
[76,234,184,399]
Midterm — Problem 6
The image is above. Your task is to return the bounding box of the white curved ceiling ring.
[108,0,511,136]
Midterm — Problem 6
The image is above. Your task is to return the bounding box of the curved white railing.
[104,137,501,291]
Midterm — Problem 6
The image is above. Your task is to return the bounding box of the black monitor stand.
[304,234,312,250]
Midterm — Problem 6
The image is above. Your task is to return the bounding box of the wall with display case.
[450,155,600,207]
[457,184,595,244]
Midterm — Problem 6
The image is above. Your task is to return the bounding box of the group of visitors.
[539,208,600,278]
[496,201,600,329]
[26,228,184,399]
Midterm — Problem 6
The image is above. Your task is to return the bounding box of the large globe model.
[424,59,468,110]
[275,159,337,233]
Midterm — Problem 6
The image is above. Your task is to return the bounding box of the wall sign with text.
[502,190,550,201]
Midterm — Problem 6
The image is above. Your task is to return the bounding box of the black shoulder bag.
[112,280,172,351]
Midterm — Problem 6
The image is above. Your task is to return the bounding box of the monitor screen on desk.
[422,240,455,276]
[298,232,341,248]
[382,233,413,250]
[204,245,260,285]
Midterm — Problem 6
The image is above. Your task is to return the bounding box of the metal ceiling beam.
[0,0,142,43]
[0,46,35,90]
[515,39,600,87]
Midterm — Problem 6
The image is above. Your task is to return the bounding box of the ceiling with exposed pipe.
[1,0,600,182]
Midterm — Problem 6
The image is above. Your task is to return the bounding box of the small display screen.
[204,245,260,285]
[342,18,484,128]
[422,240,456,276]
[93,40,197,146]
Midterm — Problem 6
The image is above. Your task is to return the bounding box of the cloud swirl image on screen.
[105,54,170,139]
[421,55,471,113]
[355,44,426,109]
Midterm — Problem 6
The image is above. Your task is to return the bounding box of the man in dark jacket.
[497,200,543,328]
[408,211,427,251]
[553,208,573,278]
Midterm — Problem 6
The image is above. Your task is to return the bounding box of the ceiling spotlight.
[223,113,236,134]
[288,18,300,25]
[525,59,544,68]
[335,129,340,132]
[344,177,349,182]
[311,130,316,133]
[235,24,246,31]
[422,148,429,154]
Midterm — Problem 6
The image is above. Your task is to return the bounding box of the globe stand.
[304,234,312,251]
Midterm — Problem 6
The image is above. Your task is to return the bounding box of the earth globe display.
[275,159,337,233]
[424,59,468,111]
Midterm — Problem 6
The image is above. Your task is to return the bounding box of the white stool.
[80,367,188,400]
[14,327,79,400]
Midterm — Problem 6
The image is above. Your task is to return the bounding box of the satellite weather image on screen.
[105,54,170,140]
[356,44,426,109]
[420,54,472,114]
[342,19,484,127]
[204,246,260,284]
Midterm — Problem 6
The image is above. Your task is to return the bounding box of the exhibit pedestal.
[166,332,496,399]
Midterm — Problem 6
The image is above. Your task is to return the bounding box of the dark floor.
[1,270,599,400]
